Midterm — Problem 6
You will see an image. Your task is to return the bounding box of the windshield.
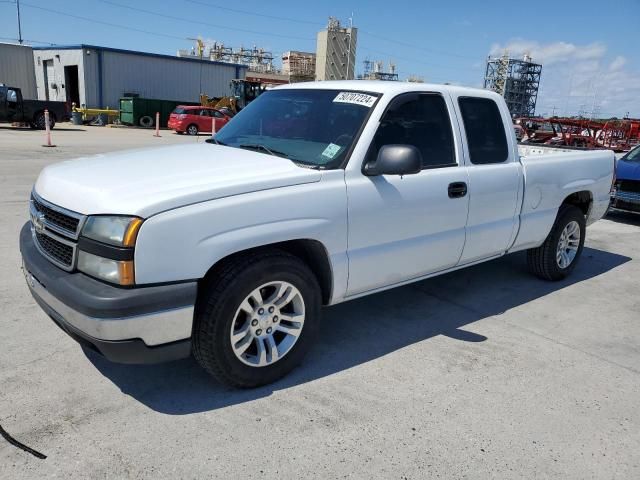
[213,89,379,169]
[622,145,640,162]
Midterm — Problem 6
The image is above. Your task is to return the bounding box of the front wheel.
[527,204,586,281]
[193,250,321,388]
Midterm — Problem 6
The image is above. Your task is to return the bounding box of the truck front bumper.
[19,223,197,364]
[610,189,640,214]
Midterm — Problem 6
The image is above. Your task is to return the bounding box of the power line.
[21,2,188,41]
[358,46,481,76]
[98,0,315,42]
[0,35,56,45]
[359,30,480,61]
[184,0,321,26]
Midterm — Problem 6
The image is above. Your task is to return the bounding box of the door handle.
[448,182,467,198]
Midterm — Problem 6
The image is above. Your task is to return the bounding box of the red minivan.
[168,106,231,135]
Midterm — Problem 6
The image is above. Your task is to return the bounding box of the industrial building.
[315,17,357,81]
[32,45,248,109]
[484,53,542,117]
[0,43,37,98]
[282,51,316,83]
[359,60,398,81]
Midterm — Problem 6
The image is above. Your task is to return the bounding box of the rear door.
[345,92,470,295]
[453,95,522,264]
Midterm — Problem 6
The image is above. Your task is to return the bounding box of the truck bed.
[510,145,615,253]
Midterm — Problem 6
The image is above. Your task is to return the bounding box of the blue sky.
[1,0,638,117]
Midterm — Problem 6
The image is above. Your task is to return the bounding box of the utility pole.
[346,13,353,80]
[188,37,205,95]
[16,0,23,44]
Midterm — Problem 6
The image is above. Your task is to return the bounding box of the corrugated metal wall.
[0,43,37,98]
[32,46,247,109]
[99,50,242,108]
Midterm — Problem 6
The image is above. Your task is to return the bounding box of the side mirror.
[364,145,422,176]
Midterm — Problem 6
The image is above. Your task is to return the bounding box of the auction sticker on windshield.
[333,92,377,108]
[321,143,342,159]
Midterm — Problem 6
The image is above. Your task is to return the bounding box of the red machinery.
[517,117,640,152]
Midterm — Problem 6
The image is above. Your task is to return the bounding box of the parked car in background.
[610,145,640,214]
[168,106,231,135]
[0,84,68,129]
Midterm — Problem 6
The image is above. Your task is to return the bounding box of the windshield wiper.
[238,143,291,159]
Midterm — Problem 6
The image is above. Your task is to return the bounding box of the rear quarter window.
[173,107,189,114]
[458,97,509,165]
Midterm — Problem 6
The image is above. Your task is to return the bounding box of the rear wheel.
[527,204,586,280]
[186,124,198,136]
[33,112,55,130]
[193,250,321,388]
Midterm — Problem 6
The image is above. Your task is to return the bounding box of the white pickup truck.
[20,81,614,387]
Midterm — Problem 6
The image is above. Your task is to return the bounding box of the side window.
[199,109,210,117]
[458,97,508,164]
[7,89,17,103]
[212,110,224,118]
[368,93,456,169]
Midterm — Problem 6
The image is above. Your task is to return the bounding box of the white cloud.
[489,40,606,66]
[609,56,626,71]
[488,39,640,117]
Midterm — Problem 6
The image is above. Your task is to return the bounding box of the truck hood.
[34,144,322,217]
[616,158,640,181]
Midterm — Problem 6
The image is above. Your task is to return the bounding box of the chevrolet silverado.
[20,81,614,387]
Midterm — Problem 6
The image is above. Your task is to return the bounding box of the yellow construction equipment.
[200,79,267,114]
[72,103,119,123]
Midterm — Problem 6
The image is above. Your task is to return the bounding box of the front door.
[346,92,470,296]
[198,109,213,132]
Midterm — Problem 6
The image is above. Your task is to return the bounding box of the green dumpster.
[119,97,199,128]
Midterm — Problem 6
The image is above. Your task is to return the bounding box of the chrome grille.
[35,231,74,267]
[31,192,82,238]
[31,195,80,235]
[29,192,85,271]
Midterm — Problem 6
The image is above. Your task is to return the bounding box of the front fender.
[133,172,349,302]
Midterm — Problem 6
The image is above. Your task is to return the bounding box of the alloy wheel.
[556,220,581,268]
[229,281,305,367]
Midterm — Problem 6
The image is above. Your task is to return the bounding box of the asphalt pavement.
[1,125,638,479]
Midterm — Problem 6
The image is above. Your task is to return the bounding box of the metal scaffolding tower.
[359,59,399,81]
[484,53,542,117]
[178,40,276,73]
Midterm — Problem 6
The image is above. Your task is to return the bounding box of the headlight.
[82,216,143,247]
[79,215,142,285]
[77,251,135,286]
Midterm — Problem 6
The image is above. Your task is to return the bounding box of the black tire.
[139,116,154,128]
[186,124,198,136]
[33,112,54,130]
[193,250,322,388]
[527,204,586,281]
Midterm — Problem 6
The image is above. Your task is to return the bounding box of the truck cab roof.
[274,80,501,100]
